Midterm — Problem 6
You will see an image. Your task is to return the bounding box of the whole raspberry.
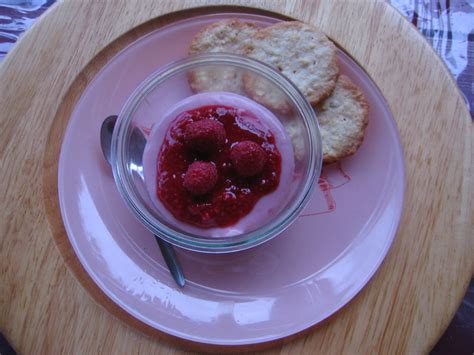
[183,119,226,154]
[230,141,268,177]
[183,161,218,196]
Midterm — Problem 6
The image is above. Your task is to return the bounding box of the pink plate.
[58,13,405,345]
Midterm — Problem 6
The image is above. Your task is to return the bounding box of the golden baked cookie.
[317,75,369,164]
[244,21,339,106]
[188,19,257,93]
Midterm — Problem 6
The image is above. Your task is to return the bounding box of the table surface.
[0,0,472,354]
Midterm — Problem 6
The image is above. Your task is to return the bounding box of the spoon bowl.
[100,115,185,287]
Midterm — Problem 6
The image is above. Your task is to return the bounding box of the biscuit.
[285,120,306,163]
[188,19,258,93]
[244,21,339,106]
[242,72,293,113]
[316,75,369,164]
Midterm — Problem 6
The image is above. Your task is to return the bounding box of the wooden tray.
[0,1,471,353]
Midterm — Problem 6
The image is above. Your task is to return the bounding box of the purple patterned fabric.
[390,0,473,119]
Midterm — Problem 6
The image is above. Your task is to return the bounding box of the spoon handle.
[155,237,186,287]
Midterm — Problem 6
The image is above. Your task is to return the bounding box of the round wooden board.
[0,0,472,353]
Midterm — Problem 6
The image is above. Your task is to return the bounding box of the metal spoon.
[100,115,185,287]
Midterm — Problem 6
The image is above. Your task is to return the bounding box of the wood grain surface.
[0,0,472,353]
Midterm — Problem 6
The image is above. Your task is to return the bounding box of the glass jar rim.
[111,53,322,253]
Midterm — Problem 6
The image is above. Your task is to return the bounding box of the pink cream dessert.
[143,92,294,237]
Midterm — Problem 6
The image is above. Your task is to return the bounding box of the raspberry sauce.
[156,105,282,228]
